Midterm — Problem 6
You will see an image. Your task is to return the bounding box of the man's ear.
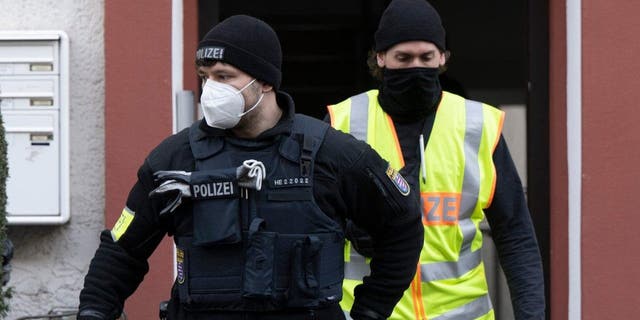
[376,52,386,68]
[439,51,447,67]
[261,83,274,93]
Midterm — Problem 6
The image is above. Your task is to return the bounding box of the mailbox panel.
[4,111,59,215]
[0,76,58,109]
[0,40,59,75]
[0,31,69,224]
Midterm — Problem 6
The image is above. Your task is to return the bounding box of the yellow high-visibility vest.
[328,90,504,320]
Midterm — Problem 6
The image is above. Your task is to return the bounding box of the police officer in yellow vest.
[327,0,545,319]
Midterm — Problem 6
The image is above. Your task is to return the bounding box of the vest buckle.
[300,156,312,177]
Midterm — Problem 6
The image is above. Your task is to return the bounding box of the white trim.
[171,0,183,134]
[59,30,70,225]
[567,0,582,319]
[171,0,184,280]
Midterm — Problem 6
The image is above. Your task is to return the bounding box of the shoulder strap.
[292,114,329,177]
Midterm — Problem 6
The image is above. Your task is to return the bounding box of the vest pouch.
[190,169,241,246]
[243,218,277,299]
[176,236,245,310]
[287,235,322,307]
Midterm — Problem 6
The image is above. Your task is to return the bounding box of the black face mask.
[378,67,442,121]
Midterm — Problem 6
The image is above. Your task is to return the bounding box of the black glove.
[149,161,266,215]
[153,170,191,184]
[345,220,374,257]
[149,171,193,215]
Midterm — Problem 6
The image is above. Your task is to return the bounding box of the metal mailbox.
[0,31,69,224]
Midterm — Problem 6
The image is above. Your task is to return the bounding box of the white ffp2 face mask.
[200,79,264,129]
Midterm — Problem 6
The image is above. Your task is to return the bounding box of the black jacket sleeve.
[315,128,423,319]
[78,160,169,319]
[79,131,192,319]
[484,136,545,320]
[77,229,151,319]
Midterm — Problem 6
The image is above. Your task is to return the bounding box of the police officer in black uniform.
[77,15,423,320]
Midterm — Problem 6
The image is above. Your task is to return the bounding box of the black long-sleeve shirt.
[393,112,545,320]
[78,92,423,320]
[324,93,545,319]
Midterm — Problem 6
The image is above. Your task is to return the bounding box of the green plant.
[0,111,12,317]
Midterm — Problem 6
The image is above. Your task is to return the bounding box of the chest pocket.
[189,168,241,246]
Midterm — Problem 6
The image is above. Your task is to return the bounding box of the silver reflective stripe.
[431,294,493,320]
[454,99,483,261]
[343,310,353,320]
[421,100,484,282]
[344,249,371,280]
[420,248,481,282]
[349,92,369,140]
[343,93,371,281]
[460,99,483,225]
[459,219,477,253]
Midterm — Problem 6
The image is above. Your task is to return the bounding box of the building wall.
[104,1,174,318]
[0,0,105,318]
[581,1,640,319]
[549,0,569,318]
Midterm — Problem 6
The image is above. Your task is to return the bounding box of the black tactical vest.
[175,115,344,312]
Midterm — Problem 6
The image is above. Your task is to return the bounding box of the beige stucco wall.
[0,0,105,318]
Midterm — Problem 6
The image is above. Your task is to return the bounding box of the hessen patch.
[176,247,185,284]
[386,165,410,196]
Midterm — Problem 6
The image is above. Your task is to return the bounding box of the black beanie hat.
[197,15,282,89]
[374,0,446,52]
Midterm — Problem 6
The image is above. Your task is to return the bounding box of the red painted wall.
[105,1,174,319]
[549,0,568,319]
[581,1,640,319]
[183,0,200,96]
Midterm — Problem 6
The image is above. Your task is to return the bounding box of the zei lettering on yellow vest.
[192,181,234,199]
[421,192,461,225]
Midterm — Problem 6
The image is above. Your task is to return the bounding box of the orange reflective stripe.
[327,105,337,128]
[486,110,504,208]
[411,264,427,319]
[491,111,505,153]
[410,279,420,319]
[385,114,405,168]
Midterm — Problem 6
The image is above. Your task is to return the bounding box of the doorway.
[198,0,387,119]
[197,1,550,319]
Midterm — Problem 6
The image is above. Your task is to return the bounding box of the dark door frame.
[527,0,550,318]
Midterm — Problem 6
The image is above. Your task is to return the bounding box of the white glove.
[236,159,266,191]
